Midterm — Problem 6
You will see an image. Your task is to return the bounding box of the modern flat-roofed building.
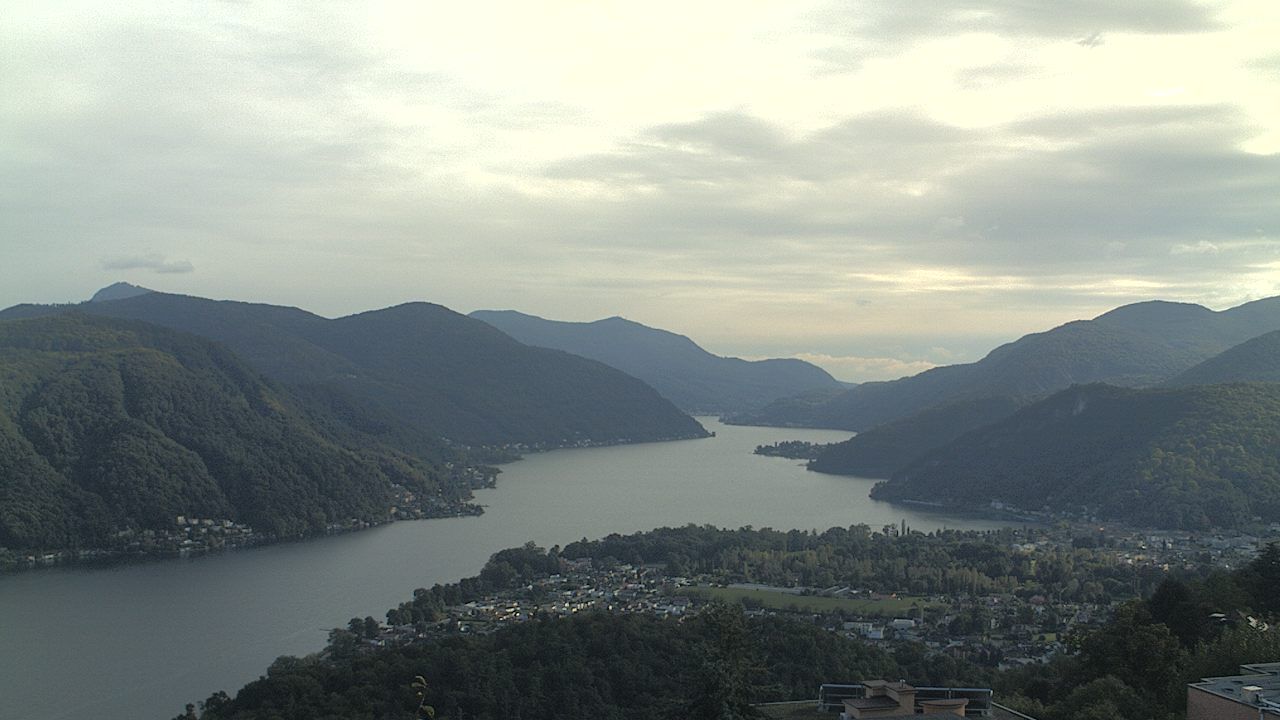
[1188,662,1280,719]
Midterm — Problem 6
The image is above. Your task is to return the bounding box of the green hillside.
[471,310,841,413]
[1167,330,1280,386]
[808,395,1024,478]
[1,292,708,447]
[871,383,1280,529]
[0,314,445,551]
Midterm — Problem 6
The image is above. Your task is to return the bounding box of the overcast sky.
[3,1,1279,381]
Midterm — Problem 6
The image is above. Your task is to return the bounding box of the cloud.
[811,0,1220,44]
[790,352,939,383]
[1171,241,1222,255]
[101,254,195,274]
[536,103,1279,281]
[1076,31,1105,48]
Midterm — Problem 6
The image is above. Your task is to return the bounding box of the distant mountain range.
[0,314,449,550]
[869,383,1280,529]
[470,310,841,413]
[731,297,1280,431]
[1,288,708,448]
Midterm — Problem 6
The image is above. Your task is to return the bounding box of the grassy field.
[688,586,938,616]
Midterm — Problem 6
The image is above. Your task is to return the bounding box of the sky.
[3,1,1279,382]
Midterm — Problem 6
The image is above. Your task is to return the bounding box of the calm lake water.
[0,418,1015,720]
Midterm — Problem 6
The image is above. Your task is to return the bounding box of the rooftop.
[1189,662,1280,716]
[755,700,1037,720]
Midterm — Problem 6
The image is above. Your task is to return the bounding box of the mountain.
[0,313,447,551]
[89,282,152,303]
[1166,330,1280,386]
[870,383,1280,529]
[470,310,841,413]
[808,395,1025,478]
[729,297,1280,431]
[1,291,707,447]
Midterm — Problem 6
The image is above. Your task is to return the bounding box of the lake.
[0,418,1016,720]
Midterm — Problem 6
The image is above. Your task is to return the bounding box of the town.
[339,520,1276,676]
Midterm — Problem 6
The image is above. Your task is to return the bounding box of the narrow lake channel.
[0,418,1017,720]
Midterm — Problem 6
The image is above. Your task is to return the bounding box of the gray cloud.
[1076,31,1105,48]
[811,0,1220,42]
[806,0,1219,72]
[102,254,195,274]
[534,103,1279,302]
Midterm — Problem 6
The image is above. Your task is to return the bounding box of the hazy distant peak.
[1092,299,1214,325]
[90,282,153,303]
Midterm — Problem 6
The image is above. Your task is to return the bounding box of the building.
[819,681,1037,718]
[1188,662,1280,719]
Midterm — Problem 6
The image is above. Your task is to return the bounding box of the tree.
[1240,542,1280,614]
[681,602,762,720]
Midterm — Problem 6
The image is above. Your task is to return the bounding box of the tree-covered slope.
[871,383,1280,529]
[0,314,442,551]
[1,291,707,447]
[808,395,1025,478]
[305,303,709,446]
[730,297,1280,431]
[1166,330,1280,386]
[471,310,841,412]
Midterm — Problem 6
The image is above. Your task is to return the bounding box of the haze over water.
[0,418,1016,720]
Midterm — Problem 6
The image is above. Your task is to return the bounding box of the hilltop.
[471,310,840,413]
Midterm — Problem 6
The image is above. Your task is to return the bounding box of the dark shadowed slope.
[471,310,840,413]
[0,291,707,447]
[1165,330,1280,386]
[870,383,1280,529]
[730,297,1280,431]
[808,395,1025,478]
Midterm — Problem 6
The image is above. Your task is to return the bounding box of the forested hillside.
[808,395,1024,478]
[1,291,708,447]
[1166,330,1280,386]
[0,314,448,551]
[872,383,1280,529]
[471,310,840,412]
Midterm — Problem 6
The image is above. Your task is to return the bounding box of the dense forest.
[189,606,940,720]
[868,383,1280,529]
[0,314,456,551]
[808,395,1023,478]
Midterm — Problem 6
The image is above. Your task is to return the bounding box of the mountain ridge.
[470,309,840,413]
[729,297,1280,431]
[0,291,708,448]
